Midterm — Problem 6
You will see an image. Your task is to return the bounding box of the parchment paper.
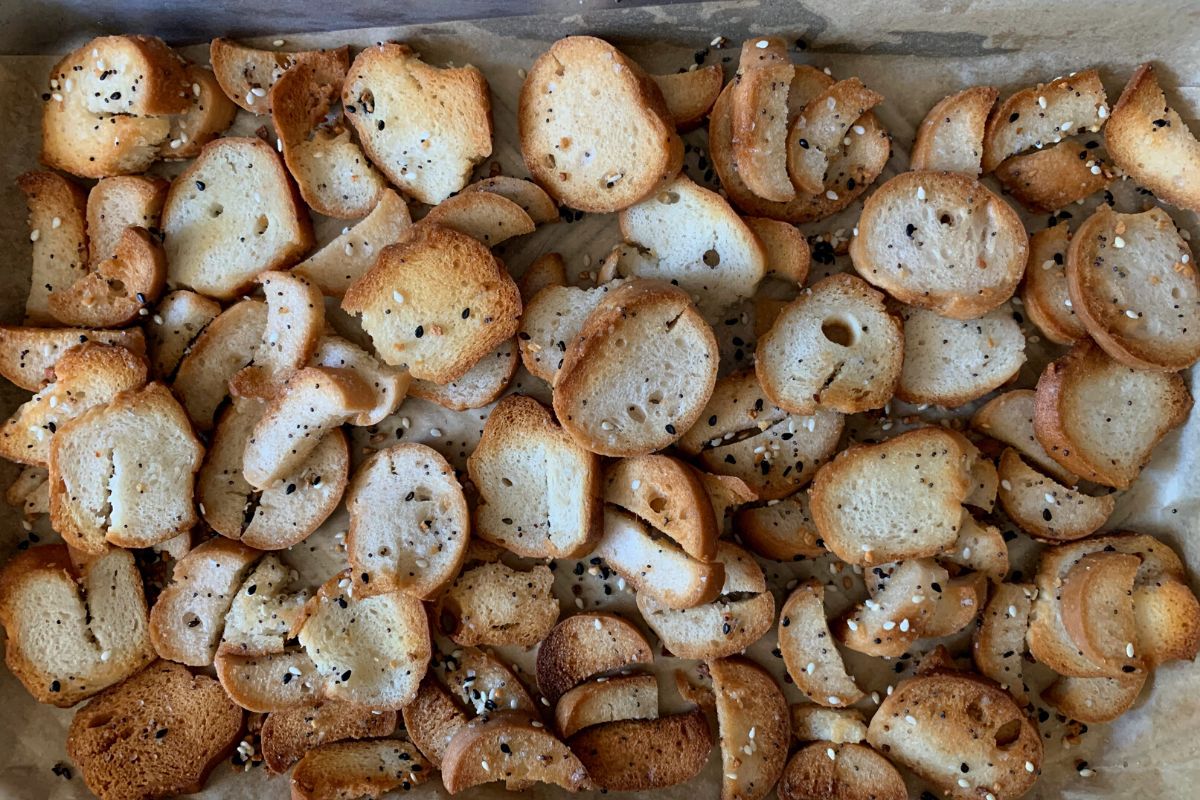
[0,1,1198,798]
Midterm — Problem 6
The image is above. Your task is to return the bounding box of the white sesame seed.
[852,124,866,135]
[1113,235,1126,249]
[748,727,756,740]
[575,597,584,609]
[827,747,837,761]
[962,547,972,559]
[250,86,267,97]
[1079,768,1095,777]
[1125,309,1139,319]
[430,428,442,437]
[273,39,286,46]
[631,479,641,490]
[755,39,769,49]
[246,91,257,105]
[338,577,351,588]
[1098,105,1109,119]
[393,290,404,303]
[288,666,302,676]
[1001,479,1013,491]
[481,760,489,771]
[1037,95,1047,108]
[987,793,997,800]
[916,186,926,201]
[899,618,910,632]
[1025,761,1036,773]
[600,421,614,431]
[100,650,111,662]
[29,230,40,243]
[905,715,917,725]
[882,620,896,631]
[192,82,201,96]
[846,619,859,631]
[594,619,603,630]
[958,779,971,788]
[1008,605,1018,617]
[415,558,429,568]
[51,216,62,230]
[1045,493,1056,504]
[825,189,839,200]
[1090,164,1102,175]
[1126,642,1135,658]
[827,696,841,705]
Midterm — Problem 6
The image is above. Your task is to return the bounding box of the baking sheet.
[0,1,1198,798]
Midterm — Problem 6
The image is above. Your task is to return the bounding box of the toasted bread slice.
[940,511,1009,581]
[997,448,1113,541]
[215,648,322,712]
[786,77,883,196]
[402,676,469,767]
[982,69,1108,173]
[778,581,864,708]
[271,60,386,219]
[86,175,168,267]
[17,171,89,324]
[230,270,324,399]
[520,36,681,213]
[0,326,145,391]
[342,43,491,205]
[518,280,622,383]
[953,433,999,512]
[1067,204,1200,370]
[611,173,767,319]
[7,465,49,518]
[172,299,268,429]
[789,707,867,745]
[709,75,890,224]
[732,60,797,201]
[810,427,970,565]
[293,190,412,298]
[146,290,220,379]
[309,335,409,426]
[41,35,189,178]
[922,573,987,638]
[837,559,948,657]
[745,217,811,284]
[850,170,1028,319]
[536,612,653,705]
[972,389,1078,484]
[672,669,716,713]
[777,742,907,800]
[50,382,203,552]
[346,443,469,600]
[410,337,518,410]
[994,139,1112,213]
[242,367,374,490]
[1020,224,1086,345]
[555,674,659,738]
[1042,672,1146,725]
[896,303,1025,407]
[462,175,559,225]
[652,65,723,129]
[148,537,260,666]
[594,507,724,609]
[637,542,774,660]
[756,273,903,414]
[67,661,241,800]
[163,137,313,299]
[1033,340,1191,488]
[342,223,521,383]
[0,546,154,707]
[289,738,431,800]
[699,469,757,520]
[435,562,558,648]
[972,582,1033,703]
[1028,532,1185,678]
[161,65,237,159]
[296,573,431,709]
[0,342,147,467]
[518,252,567,301]
[910,86,997,174]
[1106,63,1200,213]
[437,646,536,716]
[209,38,349,113]
[1060,551,1142,676]
[677,369,788,455]
[199,398,348,550]
[554,280,718,457]
[567,709,710,791]
[422,192,536,247]
[735,493,825,560]
[50,226,166,328]
[868,672,1041,800]
[468,394,600,558]
[443,712,591,793]
[710,657,789,800]
[1132,577,1200,667]
[219,555,309,657]
[604,455,719,560]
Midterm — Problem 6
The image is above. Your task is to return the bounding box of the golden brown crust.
[710,657,790,800]
[652,65,723,129]
[567,709,711,791]
[910,85,997,174]
[261,702,397,773]
[777,742,907,800]
[49,226,166,328]
[994,139,1112,213]
[535,613,653,705]
[442,712,591,793]
[209,38,350,114]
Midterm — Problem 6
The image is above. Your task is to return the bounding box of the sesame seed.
[51,92,63,102]
[1037,95,1047,108]
[1113,235,1126,248]
[916,186,926,201]
[1025,761,1036,773]
[481,760,489,771]
[1008,605,1018,617]
[1044,493,1056,504]
[430,428,442,437]
[827,696,841,705]
[825,189,839,200]
[1079,768,1095,777]
[393,290,404,303]
[192,83,201,96]
[755,39,769,48]
[343,242,354,256]
[29,230,40,243]
[1001,479,1013,490]
[1090,164,1102,175]
[99,650,111,662]
[1126,642,1135,658]
[273,39,286,46]
[594,619,603,630]
[846,619,859,631]
[1125,309,1139,319]
[905,715,917,725]
[882,620,895,631]
[899,618,910,632]
[958,779,970,788]
[827,747,837,761]
[51,217,61,229]
[1098,105,1109,119]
